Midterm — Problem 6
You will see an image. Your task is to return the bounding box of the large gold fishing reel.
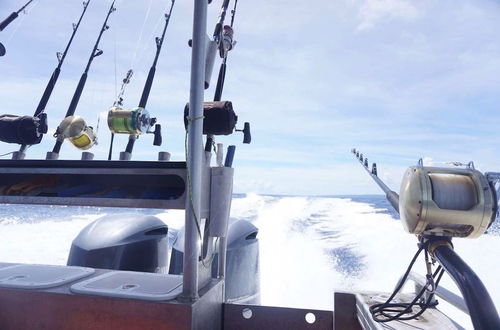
[399,165,497,238]
[55,115,97,150]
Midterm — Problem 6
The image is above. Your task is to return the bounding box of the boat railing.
[401,271,469,315]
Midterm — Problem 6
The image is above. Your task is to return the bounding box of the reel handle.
[153,124,162,146]
[235,122,251,144]
[242,122,251,144]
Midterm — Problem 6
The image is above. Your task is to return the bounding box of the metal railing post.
[182,0,208,301]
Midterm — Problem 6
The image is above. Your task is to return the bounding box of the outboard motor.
[67,214,169,273]
[169,219,260,303]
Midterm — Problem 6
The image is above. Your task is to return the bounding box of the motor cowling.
[169,220,260,303]
[67,214,169,273]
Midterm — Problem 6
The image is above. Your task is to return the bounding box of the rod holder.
[11,151,25,160]
[119,152,131,161]
[81,152,94,160]
[46,152,59,160]
[158,151,171,162]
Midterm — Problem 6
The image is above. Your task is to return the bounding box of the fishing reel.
[399,163,497,238]
[219,25,234,58]
[184,101,251,144]
[107,106,162,146]
[55,115,97,150]
[0,113,48,145]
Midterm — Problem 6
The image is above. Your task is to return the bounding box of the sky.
[1,0,500,195]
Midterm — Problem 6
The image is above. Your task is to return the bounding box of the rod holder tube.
[433,244,500,330]
[182,0,208,302]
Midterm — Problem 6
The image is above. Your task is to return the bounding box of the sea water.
[0,194,498,329]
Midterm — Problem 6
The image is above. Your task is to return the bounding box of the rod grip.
[0,13,18,31]
[125,136,136,154]
[52,139,63,154]
[35,68,61,117]
[139,66,156,108]
[224,145,236,168]
[66,73,88,117]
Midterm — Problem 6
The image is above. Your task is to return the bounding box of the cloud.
[357,0,420,31]
[2,0,500,195]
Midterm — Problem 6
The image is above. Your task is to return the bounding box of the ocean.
[0,194,498,329]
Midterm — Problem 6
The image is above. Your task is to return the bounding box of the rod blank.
[352,149,400,213]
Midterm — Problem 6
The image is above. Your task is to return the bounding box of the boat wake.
[0,194,498,327]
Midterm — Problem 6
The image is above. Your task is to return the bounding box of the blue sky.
[1,0,500,195]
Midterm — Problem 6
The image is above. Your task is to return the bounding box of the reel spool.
[219,25,234,58]
[56,115,97,150]
[107,106,154,135]
[399,166,497,238]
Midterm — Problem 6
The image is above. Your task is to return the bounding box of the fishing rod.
[202,0,250,153]
[12,1,91,158]
[0,1,90,158]
[107,0,175,161]
[0,0,36,56]
[50,0,116,158]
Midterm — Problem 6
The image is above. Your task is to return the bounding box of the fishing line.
[135,1,170,66]
[0,146,30,158]
[129,0,153,69]
[112,0,153,98]
[114,25,118,100]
